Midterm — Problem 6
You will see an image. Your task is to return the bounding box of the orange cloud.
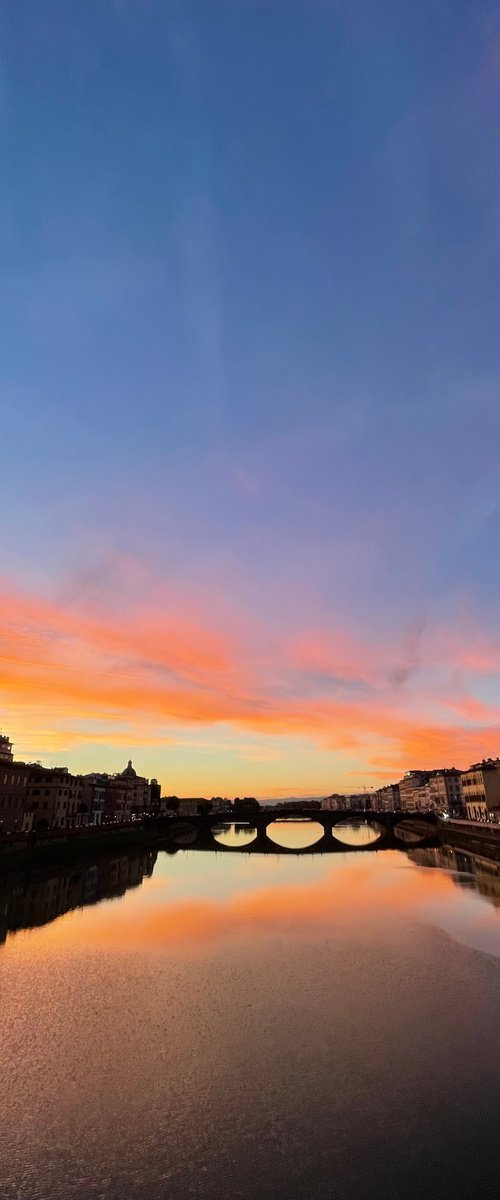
[39,857,457,953]
[0,580,232,681]
[290,629,380,684]
[2,575,500,781]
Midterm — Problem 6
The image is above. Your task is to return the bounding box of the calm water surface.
[2,823,500,1199]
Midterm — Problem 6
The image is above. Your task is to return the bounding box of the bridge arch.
[212,821,258,849]
[330,818,383,848]
[160,809,438,854]
[266,819,325,850]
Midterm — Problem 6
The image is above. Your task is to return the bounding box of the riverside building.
[398,771,433,812]
[0,761,30,833]
[22,767,86,832]
[105,760,151,822]
[372,784,401,812]
[0,734,160,832]
[0,734,14,762]
[428,769,463,815]
[461,759,500,821]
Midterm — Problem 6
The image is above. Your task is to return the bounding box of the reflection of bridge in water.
[159,811,439,855]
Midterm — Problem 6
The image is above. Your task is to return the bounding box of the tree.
[234,796,260,815]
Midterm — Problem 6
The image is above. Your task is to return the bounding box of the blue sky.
[2,1,500,794]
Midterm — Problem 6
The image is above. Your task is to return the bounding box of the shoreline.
[2,813,500,873]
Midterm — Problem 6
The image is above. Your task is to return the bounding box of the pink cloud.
[2,572,500,780]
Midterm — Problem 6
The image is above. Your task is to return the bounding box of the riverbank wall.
[4,813,500,873]
[0,823,165,871]
[438,818,500,861]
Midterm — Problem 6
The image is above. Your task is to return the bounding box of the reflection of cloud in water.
[25,850,500,963]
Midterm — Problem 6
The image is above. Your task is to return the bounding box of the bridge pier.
[164,810,439,855]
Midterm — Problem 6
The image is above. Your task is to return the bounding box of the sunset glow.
[2,567,500,794]
[4,9,500,1200]
[2,2,500,796]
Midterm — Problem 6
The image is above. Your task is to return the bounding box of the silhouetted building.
[211,797,233,814]
[22,766,86,831]
[0,733,14,762]
[81,773,107,825]
[150,778,161,810]
[104,761,151,822]
[177,798,211,816]
[0,761,30,832]
[278,799,321,812]
[233,797,260,815]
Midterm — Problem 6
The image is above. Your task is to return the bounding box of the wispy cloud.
[2,565,500,780]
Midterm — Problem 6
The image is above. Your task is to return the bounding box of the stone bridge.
[150,810,439,855]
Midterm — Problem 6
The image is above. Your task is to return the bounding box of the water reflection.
[4,838,500,1199]
[394,818,434,844]
[212,821,257,847]
[408,844,500,908]
[332,821,381,846]
[161,813,437,855]
[266,818,324,849]
[172,825,198,845]
[0,850,157,945]
[6,834,500,945]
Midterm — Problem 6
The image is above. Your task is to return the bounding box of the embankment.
[0,823,166,871]
[438,818,500,861]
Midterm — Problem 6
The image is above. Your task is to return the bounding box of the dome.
[121,759,137,778]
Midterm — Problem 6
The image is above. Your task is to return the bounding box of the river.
[2,821,500,1199]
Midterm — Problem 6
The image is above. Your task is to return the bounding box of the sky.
[2,0,500,797]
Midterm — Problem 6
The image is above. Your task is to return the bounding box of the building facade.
[461,760,500,821]
[21,767,86,831]
[0,734,14,762]
[210,797,233,815]
[398,771,434,812]
[103,761,151,823]
[321,794,345,811]
[428,769,463,815]
[372,784,401,812]
[150,779,161,811]
[81,774,107,825]
[0,761,30,832]
[176,798,212,816]
[0,740,159,833]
